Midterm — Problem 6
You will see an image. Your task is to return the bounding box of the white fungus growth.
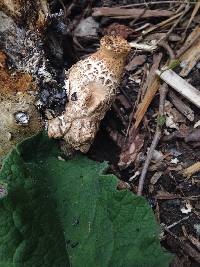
[14,112,30,125]
[48,35,131,153]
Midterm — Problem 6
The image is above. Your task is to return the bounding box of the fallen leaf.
[125,55,147,72]
[118,134,144,169]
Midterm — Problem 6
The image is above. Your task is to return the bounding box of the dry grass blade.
[157,4,191,45]
[141,11,184,36]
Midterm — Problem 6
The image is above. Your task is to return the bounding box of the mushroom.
[48,35,131,153]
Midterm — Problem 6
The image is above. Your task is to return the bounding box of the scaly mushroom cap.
[48,35,131,153]
[100,35,131,56]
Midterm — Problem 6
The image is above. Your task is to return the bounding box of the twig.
[176,27,200,58]
[119,1,196,8]
[129,6,148,27]
[157,4,190,45]
[65,0,76,17]
[183,1,200,36]
[159,41,175,61]
[129,42,157,51]
[179,28,200,76]
[142,53,163,97]
[137,83,168,196]
[133,53,163,131]
[92,7,174,18]
[182,225,200,252]
[183,162,200,178]
[169,91,194,121]
[58,0,67,19]
[166,228,200,264]
[166,216,190,230]
[160,216,190,237]
[156,69,200,109]
[141,11,184,36]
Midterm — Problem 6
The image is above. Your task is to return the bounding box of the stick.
[92,7,174,18]
[159,41,175,60]
[168,91,194,121]
[119,1,197,8]
[157,4,190,45]
[129,42,157,51]
[176,26,200,58]
[166,229,200,264]
[141,11,184,36]
[183,1,200,36]
[179,37,200,77]
[156,69,200,109]
[183,162,200,178]
[137,83,168,196]
[133,53,162,130]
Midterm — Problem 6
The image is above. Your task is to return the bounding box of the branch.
[137,83,168,196]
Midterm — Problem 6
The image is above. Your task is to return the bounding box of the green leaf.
[157,115,166,127]
[0,132,173,267]
[159,59,181,76]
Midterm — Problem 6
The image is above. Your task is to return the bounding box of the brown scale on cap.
[100,35,131,55]
[48,35,131,153]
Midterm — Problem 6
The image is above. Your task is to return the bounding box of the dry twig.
[179,26,200,76]
[137,83,168,196]
[133,53,162,130]
[141,11,184,36]
[157,3,190,45]
[166,229,200,264]
[92,7,174,19]
[168,91,194,121]
[119,1,197,8]
[156,69,200,109]
[176,25,200,58]
[183,162,200,178]
[183,1,200,36]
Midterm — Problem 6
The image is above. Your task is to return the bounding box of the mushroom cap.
[100,35,131,55]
